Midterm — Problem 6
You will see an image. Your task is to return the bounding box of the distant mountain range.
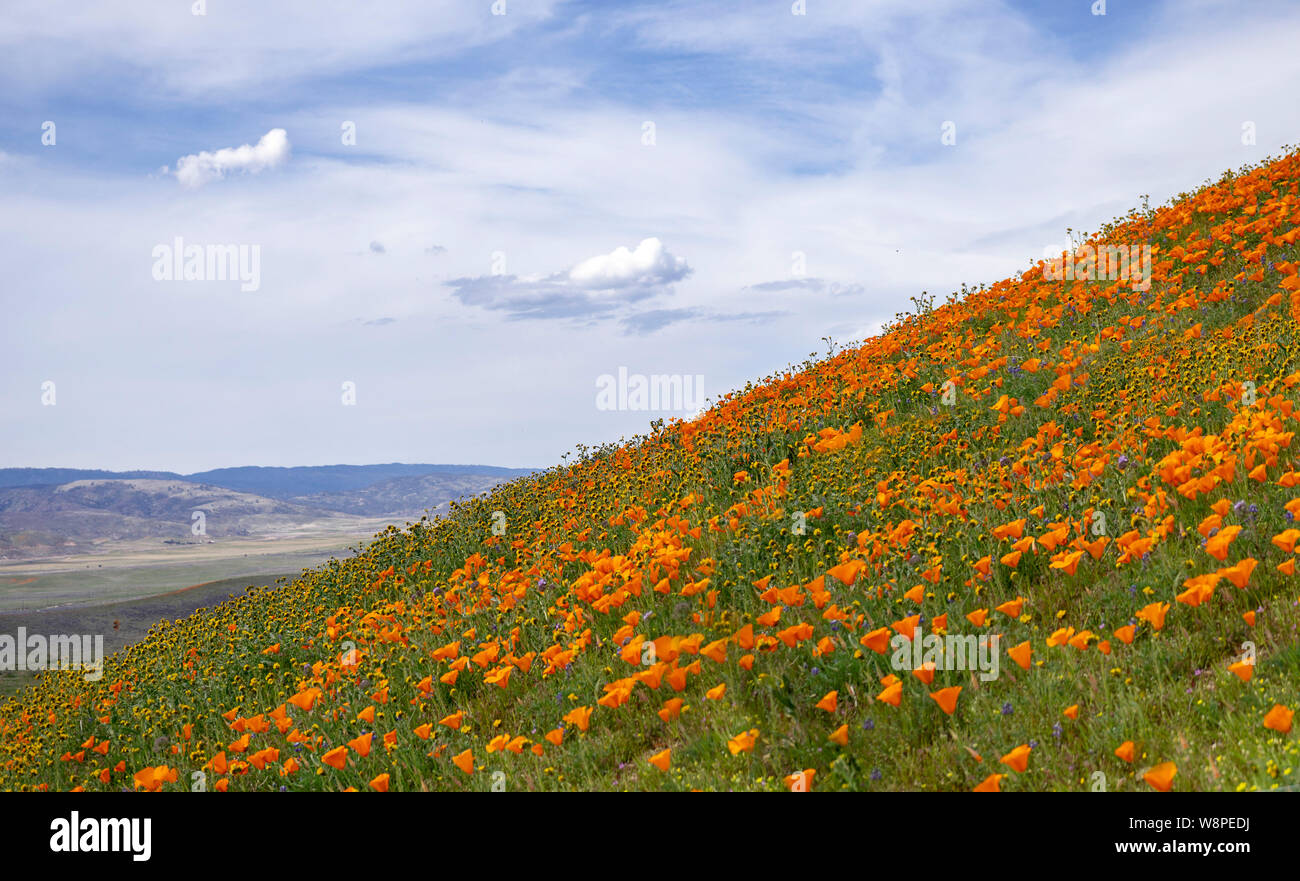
[0,464,536,560]
[0,464,533,496]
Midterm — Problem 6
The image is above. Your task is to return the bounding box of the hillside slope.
[4,150,1300,792]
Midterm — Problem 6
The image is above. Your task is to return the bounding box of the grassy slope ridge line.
[4,150,1300,792]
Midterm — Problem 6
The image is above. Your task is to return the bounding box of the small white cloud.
[444,236,694,324]
[446,236,692,323]
[174,128,290,188]
[568,237,690,289]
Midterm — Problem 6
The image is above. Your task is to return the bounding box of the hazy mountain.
[0,464,536,560]
[0,464,532,493]
[0,479,330,559]
[0,468,181,489]
[287,472,520,516]
[185,463,532,499]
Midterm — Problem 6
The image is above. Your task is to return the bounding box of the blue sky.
[2,0,1299,472]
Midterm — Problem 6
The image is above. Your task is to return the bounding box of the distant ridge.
[0,468,181,489]
[0,464,537,497]
[187,464,535,499]
[0,464,539,560]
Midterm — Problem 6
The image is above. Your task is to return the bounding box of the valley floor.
[0,518,389,611]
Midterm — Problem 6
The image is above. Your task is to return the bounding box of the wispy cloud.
[746,278,865,297]
[0,0,562,97]
[620,307,787,336]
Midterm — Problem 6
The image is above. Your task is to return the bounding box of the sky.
[2,0,1299,473]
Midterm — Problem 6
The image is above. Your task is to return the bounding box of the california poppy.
[999,744,1031,773]
[727,728,758,755]
[1143,761,1176,792]
[929,686,962,715]
[1263,704,1294,734]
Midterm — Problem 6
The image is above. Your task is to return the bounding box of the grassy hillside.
[4,149,1300,792]
[0,573,297,698]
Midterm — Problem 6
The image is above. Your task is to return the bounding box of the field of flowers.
[3,149,1300,792]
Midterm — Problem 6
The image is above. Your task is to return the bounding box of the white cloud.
[444,237,693,324]
[173,128,290,188]
[568,237,691,289]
